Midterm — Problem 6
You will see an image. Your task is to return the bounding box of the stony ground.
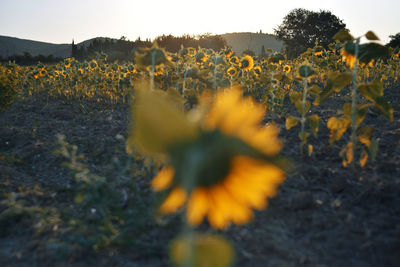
[1,86,399,267]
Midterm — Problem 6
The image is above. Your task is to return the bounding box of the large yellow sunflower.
[341,49,356,69]
[148,88,284,229]
[239,55,254,72]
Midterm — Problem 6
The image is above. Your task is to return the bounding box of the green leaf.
[308,85,321,96]
[285,116,299,130]
[289,91,302,104]
[329,71,353,90]
[374,96,394,121]
[357,126,374,148]
[313,95,321,106]
[295,100,310,114]
[128,82,199,154]
[343,103,352,117]
[359,43,389,64]
[327,116,351,145]
[343,103,368,126]
[365,31,380,41]
[319,72,352,103]
[298,65,314,78]
[307,114,319,137]
[333,29,354,41]
[359,149,368,167]
[358,81,393,121]
[298,131,309,144]
[369,138,379,161]
[356,105,369,127]
[358,80,383,99]
[344,42,389,64]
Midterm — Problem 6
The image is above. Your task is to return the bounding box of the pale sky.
[0,0,399,44]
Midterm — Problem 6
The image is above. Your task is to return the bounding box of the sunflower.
[226,67,238,77]
[127,64,137,74]
[229,56,239,65]
[187,47,196,57]
[90,60,98,70]
[33,70,39,79]
[239,55,254,72]
[40,69,47,76]
[154,66,164,76]
[314,51,323,56]
[143,88,285,229]
[314,46,324,56]
[252,66,262,76]
[195,52,207,65]
[283,65,291,73]
[64,58,71,68]
[224,48,234,58]
[341,49,356,69]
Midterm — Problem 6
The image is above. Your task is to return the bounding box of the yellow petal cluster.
[341,49,356,69]
[153,156,284,229]
[151,88,285,229]
[202,88,282,156]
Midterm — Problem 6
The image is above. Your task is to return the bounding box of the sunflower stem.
[180,149,203,267]
[300,73,309,157]
[350,38,360,169]
[150,50,156,90]
[214,56,218,93]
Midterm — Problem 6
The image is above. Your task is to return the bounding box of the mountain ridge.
[0,33,284,58]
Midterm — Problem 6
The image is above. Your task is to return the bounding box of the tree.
[387,33,400,48]
[274,9,346,58]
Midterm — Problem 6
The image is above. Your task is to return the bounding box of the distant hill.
[0,33,284,58]
[0,36,71,57]
[221,32,283,56]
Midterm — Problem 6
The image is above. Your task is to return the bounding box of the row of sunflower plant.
[1,29,399,266]
[125,30,397,266]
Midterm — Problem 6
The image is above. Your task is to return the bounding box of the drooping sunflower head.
[135,43,172,70]
[224,47,234,58]
[179,47,188,57]
[195,52,207,65]
[239,55,254,71]
[252,66,262,76]
[341,49,355,69]
[153,66,164,76]
[89,60,98,70]
[40,69,47,76]
[33,70,39,79]
[127,64,136,74]
[129,85,286,229]
[229,56,239,65]
[268,53,284,65]
[187,47,196,57]
[64,58,71,68]
[226,66,238,77]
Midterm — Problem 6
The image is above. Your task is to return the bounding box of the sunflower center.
[168,130,235,189]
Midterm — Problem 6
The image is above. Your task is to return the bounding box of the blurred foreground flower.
[127,84,286,229]
[170,233,234,267]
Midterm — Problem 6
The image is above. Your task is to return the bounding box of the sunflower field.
[1,30,400,266]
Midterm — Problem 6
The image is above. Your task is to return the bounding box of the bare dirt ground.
[1,86,399,267]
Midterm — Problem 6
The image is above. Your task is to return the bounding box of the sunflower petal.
[160,187,187,214]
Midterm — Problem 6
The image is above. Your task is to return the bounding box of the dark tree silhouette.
[155,34,226,53]
[387,33,400,48]
[0,52,62,65]
[274,9,346,58]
